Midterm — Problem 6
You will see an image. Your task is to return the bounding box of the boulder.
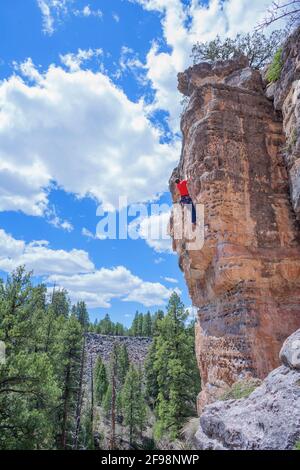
[280,328,300,369]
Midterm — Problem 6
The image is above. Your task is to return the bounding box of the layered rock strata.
[170,56,300,411]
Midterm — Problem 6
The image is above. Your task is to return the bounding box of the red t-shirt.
[176,180,189,197]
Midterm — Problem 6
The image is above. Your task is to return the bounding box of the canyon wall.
[169,38,300,411]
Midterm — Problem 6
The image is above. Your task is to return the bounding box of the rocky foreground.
[194,329,300,450]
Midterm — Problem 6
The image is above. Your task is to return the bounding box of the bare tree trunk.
[73,336,85,449]
[90,355,94,439]
[110,361,116,449]
[61,362,71,449]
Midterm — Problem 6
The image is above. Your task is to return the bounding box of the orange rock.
[170,56,300,413]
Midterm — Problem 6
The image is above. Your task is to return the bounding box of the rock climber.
[175,178,196,225]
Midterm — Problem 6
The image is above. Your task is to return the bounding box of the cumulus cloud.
[0,60,179,216]
[0,228,176,307]
[133,0,277,132]
[0,229,93,275]
[48,266,180,307]
[129,209,172,253]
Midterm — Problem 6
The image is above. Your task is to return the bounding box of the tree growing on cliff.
[191,30,283,69]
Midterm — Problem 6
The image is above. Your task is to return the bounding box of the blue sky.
[0,0,274,325]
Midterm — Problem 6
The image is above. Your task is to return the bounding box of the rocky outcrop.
[170,54,300,411]
[266,27,300,218]
[194,329,300,450]
[84,333,152,385]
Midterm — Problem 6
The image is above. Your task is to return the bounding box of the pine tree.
[51,288,70,318]
[121,365,147,445]
[131,311,139,336]
[142,311,152,337]
[94,356,108,405]
[71,301,89,330]
[148,293,200,440]
[56,315,84,449]
[144,336,159,408]
[118,344,130,385]
[103,384,112,419]
[0,268,60,449]
[152,309,164,335]
[137,313,144,337]
[115,322,125,336]
[99,314,114,335]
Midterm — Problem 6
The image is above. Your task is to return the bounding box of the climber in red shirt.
[175,178,196,225]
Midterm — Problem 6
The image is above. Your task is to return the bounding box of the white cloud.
[81,227,95,239]
[0,229,93,275]
[130,210,173,253]
[48,265,179,307]
[133,0,276,132]
[119,46,145,73]
[17,58,43,83]
[0,228,176,307]
[186,305,197,319]
[74,5,103,18]
[164,276,178,283]
[113,13,120,22]
[46,206,74,231]
[60,48,103,72]
[37,0,70,35]
[0,60,180,216]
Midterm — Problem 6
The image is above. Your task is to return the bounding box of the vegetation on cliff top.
[191,30,283,69]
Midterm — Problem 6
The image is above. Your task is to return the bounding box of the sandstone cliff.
[170,31,300,412]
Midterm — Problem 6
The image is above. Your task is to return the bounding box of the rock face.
[170,54,300,411]
[266,27,300,218]
[84,333,152,386]
[194,329,300,450]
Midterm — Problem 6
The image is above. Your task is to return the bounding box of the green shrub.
[294,440,300,450]
[266,48,283,83]
[220,378,262,401]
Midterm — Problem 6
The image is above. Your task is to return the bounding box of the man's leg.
[191,201,196,224]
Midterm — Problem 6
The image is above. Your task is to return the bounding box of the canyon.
[169,27,300,415]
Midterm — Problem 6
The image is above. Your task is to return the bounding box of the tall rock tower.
[170,54,300,411]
